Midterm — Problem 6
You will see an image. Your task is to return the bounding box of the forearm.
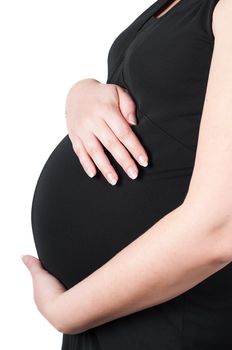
[54,202,231,335]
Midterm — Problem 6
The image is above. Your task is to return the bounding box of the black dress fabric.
[31,0,232,349]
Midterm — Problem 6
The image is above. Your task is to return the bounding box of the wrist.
[65,78,102,117]
[70,78,101,93]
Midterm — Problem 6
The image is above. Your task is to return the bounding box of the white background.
[1,1,155,349]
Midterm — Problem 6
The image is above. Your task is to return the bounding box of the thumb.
[21,254,42,277]
[116,86,137,125]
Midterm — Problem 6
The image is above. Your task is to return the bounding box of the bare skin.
[65,79,149,185]
[64,1,183,186]
[154,0,182,19]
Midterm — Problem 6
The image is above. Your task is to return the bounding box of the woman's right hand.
[65,78,149,185]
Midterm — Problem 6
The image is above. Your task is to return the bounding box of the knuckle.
[72,142,82,156]
[103,166,115,178]
[103,135,116,149]
[122,157,134,169]
[115,151,127,164]
[95,157,106,169]
[117,125,131,141]
[126,160,136,170]
[87,144,99,157]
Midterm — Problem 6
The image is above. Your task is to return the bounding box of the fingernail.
[107,173,117,185]
[138,155,148,167]
[128,114,137,125]
[127,167,138,179]
[86,167,95,178]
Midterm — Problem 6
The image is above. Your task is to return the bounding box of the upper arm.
[183,0,232,229]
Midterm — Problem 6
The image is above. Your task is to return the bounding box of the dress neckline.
[137,0,187,34]
[152,0,185,21]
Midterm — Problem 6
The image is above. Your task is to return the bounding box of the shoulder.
[212,0,232,38]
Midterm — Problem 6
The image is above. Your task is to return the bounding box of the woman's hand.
[21,254,66,332]
[65,79,149,185]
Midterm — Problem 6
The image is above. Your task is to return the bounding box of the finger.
[105,109,149,167]
[71,135,97,178]
[116,85,137,125]
[21,254,65,318]
[93,119,139,180]
[21,254,43,277]
[82,132,119,185]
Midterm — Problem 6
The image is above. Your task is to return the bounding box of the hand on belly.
[31,114,193,290]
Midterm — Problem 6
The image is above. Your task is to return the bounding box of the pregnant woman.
[21,0,232,349]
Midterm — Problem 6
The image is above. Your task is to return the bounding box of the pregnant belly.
[31,110,195,290]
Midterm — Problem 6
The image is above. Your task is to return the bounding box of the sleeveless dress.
[31,0,232,349]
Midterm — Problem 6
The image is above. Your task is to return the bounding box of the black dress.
[31,0,232,349]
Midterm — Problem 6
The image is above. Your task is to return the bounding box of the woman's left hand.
[21,254,67,332]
